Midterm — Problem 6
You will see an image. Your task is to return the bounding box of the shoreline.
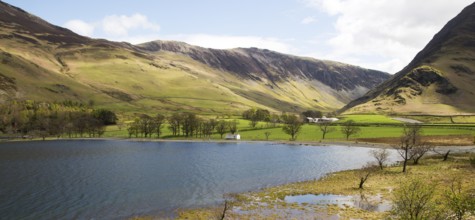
[175,151,475,219]
[0,138,475,219]
[2,137,474,152]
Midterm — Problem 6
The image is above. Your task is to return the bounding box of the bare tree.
[340,120,361,140]
[358,162,379,189]
[410,143,433,165]
[219,200,229,220]
[393,124,422,173]
[370,148,390,170]
[318,122,335,140]
[432,148,451,161]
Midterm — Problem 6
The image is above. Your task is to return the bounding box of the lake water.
[0,140,397,219]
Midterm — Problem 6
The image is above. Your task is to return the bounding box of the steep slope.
[342,2,475,115]
[139,41,390,106]
[0,1,390,115]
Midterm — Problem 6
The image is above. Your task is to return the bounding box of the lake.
[0,140,397,219]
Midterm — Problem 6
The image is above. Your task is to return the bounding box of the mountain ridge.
[139,40,388,96]
[0,0,390,115]
[341,2,475,115]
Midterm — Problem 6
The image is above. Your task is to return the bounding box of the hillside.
[342,2,475,115]
[0,1,389,116]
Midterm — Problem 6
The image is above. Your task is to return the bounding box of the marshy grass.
[172,152,475,219]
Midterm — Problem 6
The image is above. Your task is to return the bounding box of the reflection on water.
[284,193,392,212]
[0,140,398,219]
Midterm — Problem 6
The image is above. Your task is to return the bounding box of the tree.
[243,108,270,128]
[318,121,335,140]
[168,113,183,136]
[228,120,238,134]
[358,162,379,189]
[92,109,117,125]
[153,114,166,138]
[242,108,256,120]
[282,115,303,141]
[340,120,361,140]
[96,125,106,137]
[264,131,271,141]
[256,109,270,121]
[201,120,214,139]
[301,110,322,118]
[220,200,229,220]
[392,178,436,220]
[393,124,422,173]
[249,116,259,128]
[32,119,50,141]
[138,114,154,137]
[127,121,139,138]
[268,113,280,128]
[410,143,433,165]
[215,120,228,138]
[445,178,475,220]
[181,113,198,137]
[370,148,390,170]
[432,148,452,161]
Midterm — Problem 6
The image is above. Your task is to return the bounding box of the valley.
[0,0,475,219]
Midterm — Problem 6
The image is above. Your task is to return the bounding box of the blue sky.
[5,0,473,73]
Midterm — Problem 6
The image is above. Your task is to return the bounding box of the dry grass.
[357,134,474,146]
[171,152,475,220]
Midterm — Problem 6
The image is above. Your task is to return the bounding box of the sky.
[4,0,473,73]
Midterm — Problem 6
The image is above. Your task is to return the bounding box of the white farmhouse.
[225,133,241,140]
[306,116,339,123]
[306,117,317,123]
[317,116,339,123]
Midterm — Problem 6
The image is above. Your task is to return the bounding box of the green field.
[337,114,401,124]
[101,116,475,143]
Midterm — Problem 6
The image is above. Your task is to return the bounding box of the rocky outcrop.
[341,2,475,114]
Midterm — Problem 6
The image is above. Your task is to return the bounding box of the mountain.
[138,40,389,109]
[342,2,475,115]
[0,1,389,115]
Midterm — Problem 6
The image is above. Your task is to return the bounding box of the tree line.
[0,100,117,140]
[127,112,239,139]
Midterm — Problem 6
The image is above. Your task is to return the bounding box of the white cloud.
[64,19,95,36]
[301,16,317,24]
[63,13,294,52]
[163,34,296,54]
[101,14,160,36]
[302,0,473,73]
[64,13,160,41]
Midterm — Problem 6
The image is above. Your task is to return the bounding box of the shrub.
[391,177,437,219]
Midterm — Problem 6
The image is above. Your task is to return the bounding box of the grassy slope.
[0,26,350,116]
[344,3,475,115]
[346,57,475,115]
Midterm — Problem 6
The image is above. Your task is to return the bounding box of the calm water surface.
[0,140,397,219]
